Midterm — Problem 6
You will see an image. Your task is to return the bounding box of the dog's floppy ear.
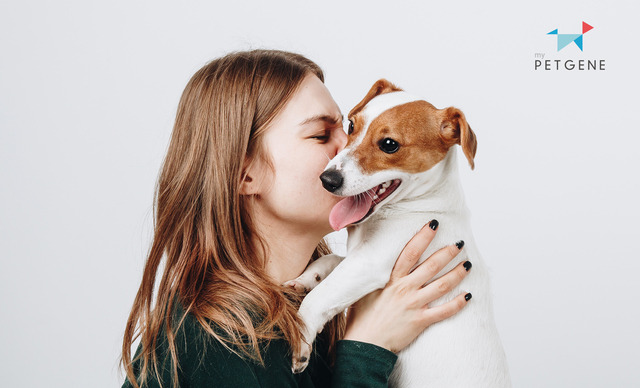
[348,79,403,117]
[439,107,477,170]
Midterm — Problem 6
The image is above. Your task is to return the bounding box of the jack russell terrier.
[286,79,511,387]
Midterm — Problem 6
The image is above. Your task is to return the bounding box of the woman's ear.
[239,174,255,195]
[239,159,261,196]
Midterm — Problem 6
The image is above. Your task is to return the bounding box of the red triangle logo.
[583,21,594,34]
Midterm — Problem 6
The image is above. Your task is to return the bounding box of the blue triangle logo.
[547,29,558,35]
[574,35,583,51]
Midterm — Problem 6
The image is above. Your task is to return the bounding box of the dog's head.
[322,79,477,231]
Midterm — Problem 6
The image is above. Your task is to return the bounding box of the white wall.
[1,0,638,386]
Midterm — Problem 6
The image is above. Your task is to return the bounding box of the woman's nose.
[335,127,348,154]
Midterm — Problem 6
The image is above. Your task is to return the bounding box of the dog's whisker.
[356,193,364,207]
[364,190,374,201]
[347,194,361,218]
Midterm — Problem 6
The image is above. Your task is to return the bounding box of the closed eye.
[310,130,331,143]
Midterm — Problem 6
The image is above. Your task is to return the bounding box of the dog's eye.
[378,138,400,154]
[348,120,354,135]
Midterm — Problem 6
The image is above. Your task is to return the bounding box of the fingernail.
[428,219,439,230]
[456,240,465,250]
[465,293,472,301]
[463,261,472,271]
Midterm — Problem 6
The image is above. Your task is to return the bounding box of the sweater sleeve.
[330,340,398,388]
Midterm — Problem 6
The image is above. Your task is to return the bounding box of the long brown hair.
[121,49,345,388]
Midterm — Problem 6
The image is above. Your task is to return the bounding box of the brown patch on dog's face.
[346,114,367,146]
[349,100,477,174]
[352,100,448,174]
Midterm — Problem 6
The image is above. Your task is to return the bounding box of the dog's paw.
[283,272,323,293]
[291,342,312,374]
[283,279,310,293]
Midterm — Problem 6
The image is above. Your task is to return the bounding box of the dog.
[286,79,511,387]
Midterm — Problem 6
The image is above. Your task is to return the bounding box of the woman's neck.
[252,213,326,285]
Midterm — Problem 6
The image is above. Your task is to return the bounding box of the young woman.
[120,49,472,388]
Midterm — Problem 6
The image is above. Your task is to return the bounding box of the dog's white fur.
[289,90,511,387]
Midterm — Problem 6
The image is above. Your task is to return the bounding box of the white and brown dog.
[287,79,511,387]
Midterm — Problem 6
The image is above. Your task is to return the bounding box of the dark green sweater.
[122,309,397,388]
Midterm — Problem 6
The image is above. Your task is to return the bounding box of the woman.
[120,49,472,388]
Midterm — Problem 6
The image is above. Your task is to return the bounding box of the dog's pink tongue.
[329,193,374,231]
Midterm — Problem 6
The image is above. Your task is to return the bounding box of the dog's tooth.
[382,181,390,188]
[378,187,386,194]
[372,195,379,200]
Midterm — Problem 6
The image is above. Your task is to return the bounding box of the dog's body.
[288,80,511,387]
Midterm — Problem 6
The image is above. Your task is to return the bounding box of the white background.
[1,0,639,387]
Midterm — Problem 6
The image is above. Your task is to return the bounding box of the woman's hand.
[343,220,472,353]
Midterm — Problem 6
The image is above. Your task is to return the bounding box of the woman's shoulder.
[169,305,334,387]
[123,304,265,387]
[124,300,327,387]
[168,303,272,383]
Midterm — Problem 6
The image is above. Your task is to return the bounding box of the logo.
[547,21,594,51]
[534,21,605,71]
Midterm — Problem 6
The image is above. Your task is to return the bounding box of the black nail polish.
[465,293,472,301]
[456,240,465,250]
[428,219,439,230]
[463,261,472,271]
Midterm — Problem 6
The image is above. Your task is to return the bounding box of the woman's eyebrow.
[298,114,344,127]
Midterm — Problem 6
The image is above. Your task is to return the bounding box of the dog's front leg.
[291,254,395,373]
[283,254,344,293]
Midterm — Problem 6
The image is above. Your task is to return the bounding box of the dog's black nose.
[320,169,343,192]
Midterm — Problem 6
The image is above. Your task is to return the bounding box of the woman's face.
[247,74,348,236]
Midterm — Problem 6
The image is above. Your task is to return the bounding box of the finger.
[422,292,472,326]
[405,241,465,288]
[390,219,439,281]
[415,260,471,303]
